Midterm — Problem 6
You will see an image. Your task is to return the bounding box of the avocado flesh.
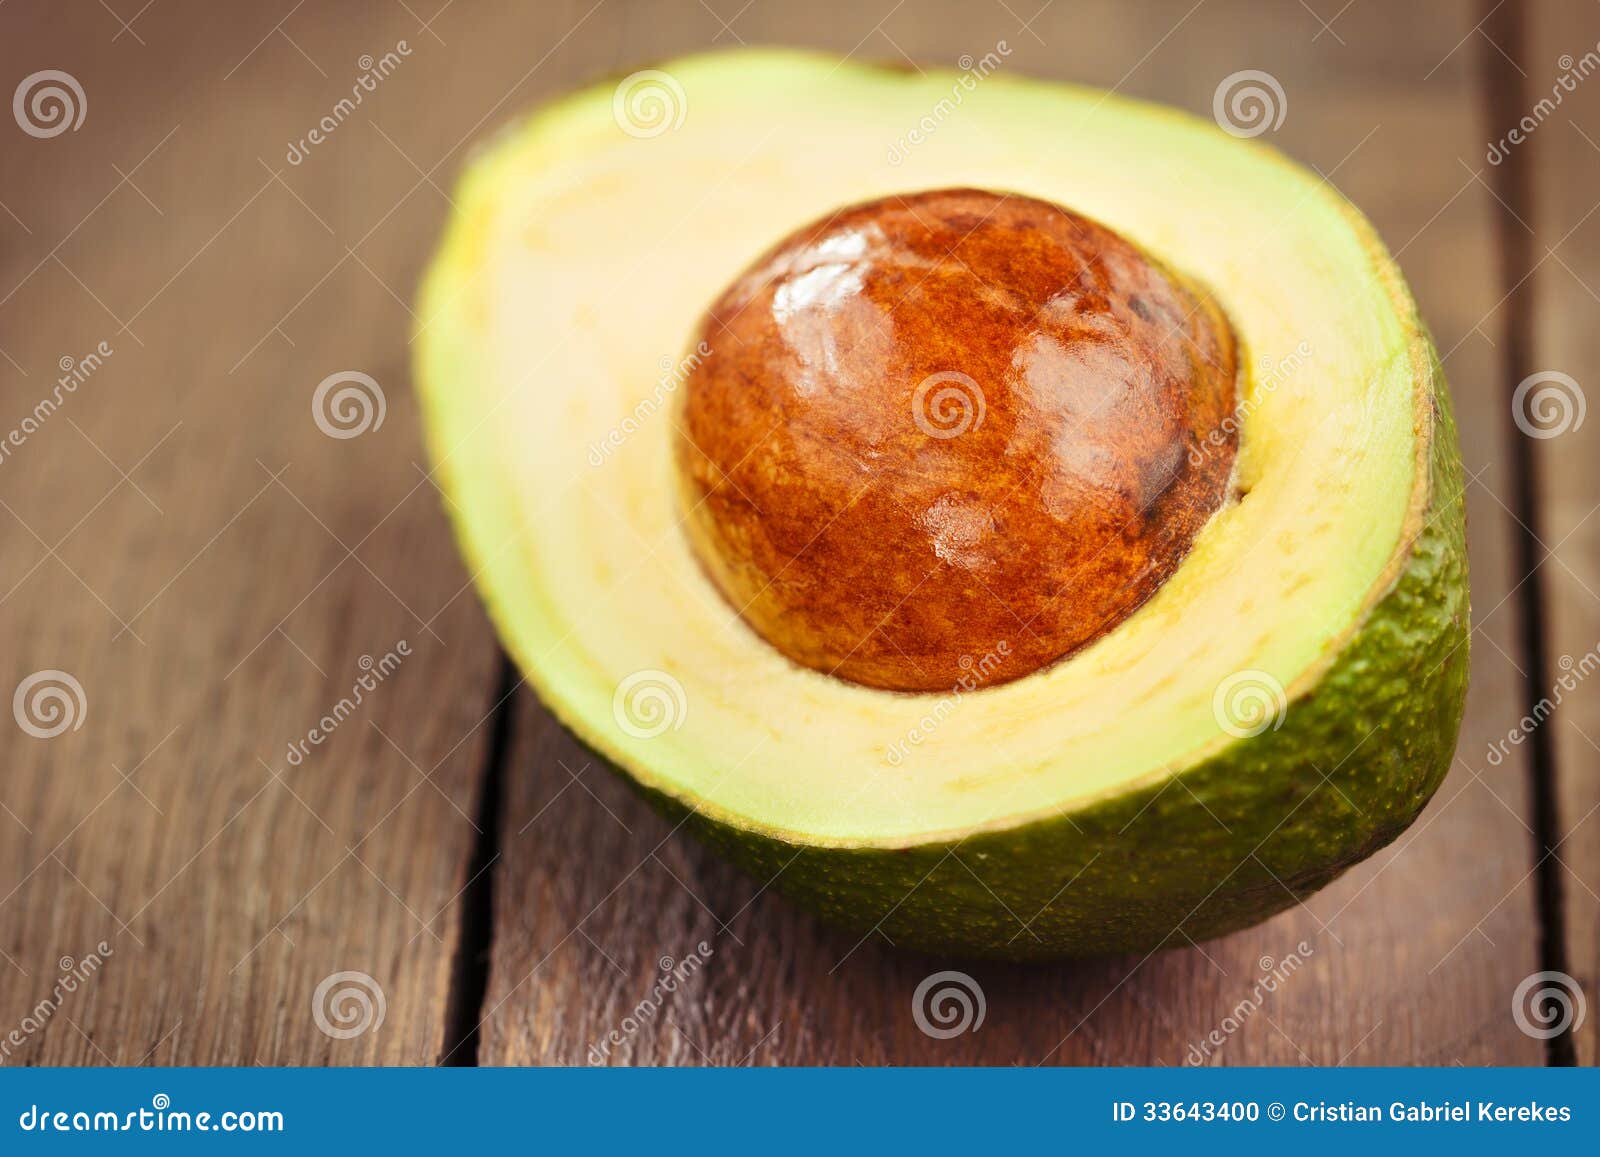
[415,49,1469,958]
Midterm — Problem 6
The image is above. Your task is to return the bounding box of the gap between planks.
[440,655,520,1065]
[1480,0,1576,1068]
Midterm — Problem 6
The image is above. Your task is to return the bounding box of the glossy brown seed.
[673,188,1238,693]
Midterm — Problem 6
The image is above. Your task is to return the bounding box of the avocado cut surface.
[415,49,1468,958]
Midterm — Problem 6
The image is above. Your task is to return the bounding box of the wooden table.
[0,0,1593,1066]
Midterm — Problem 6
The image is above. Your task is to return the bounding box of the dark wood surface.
[1529,0,1600,1068]
[0,0,1586,1066]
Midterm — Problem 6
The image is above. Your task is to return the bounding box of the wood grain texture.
[473,0,1547,1065]
[0,1,505,1063]
[1527,1,1600,1067]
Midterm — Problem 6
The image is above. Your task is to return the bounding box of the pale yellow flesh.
[416,50,1417,845]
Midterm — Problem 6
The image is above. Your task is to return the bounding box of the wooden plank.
[1527,1,1600,1067]
[476,0,1546,1064]
[0,1,504,1062]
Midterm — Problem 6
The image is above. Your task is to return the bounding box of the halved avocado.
[414,49,1468,959]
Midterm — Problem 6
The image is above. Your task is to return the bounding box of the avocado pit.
[674,188,1239,692]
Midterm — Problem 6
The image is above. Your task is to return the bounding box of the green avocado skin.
[617,347,1470,960]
